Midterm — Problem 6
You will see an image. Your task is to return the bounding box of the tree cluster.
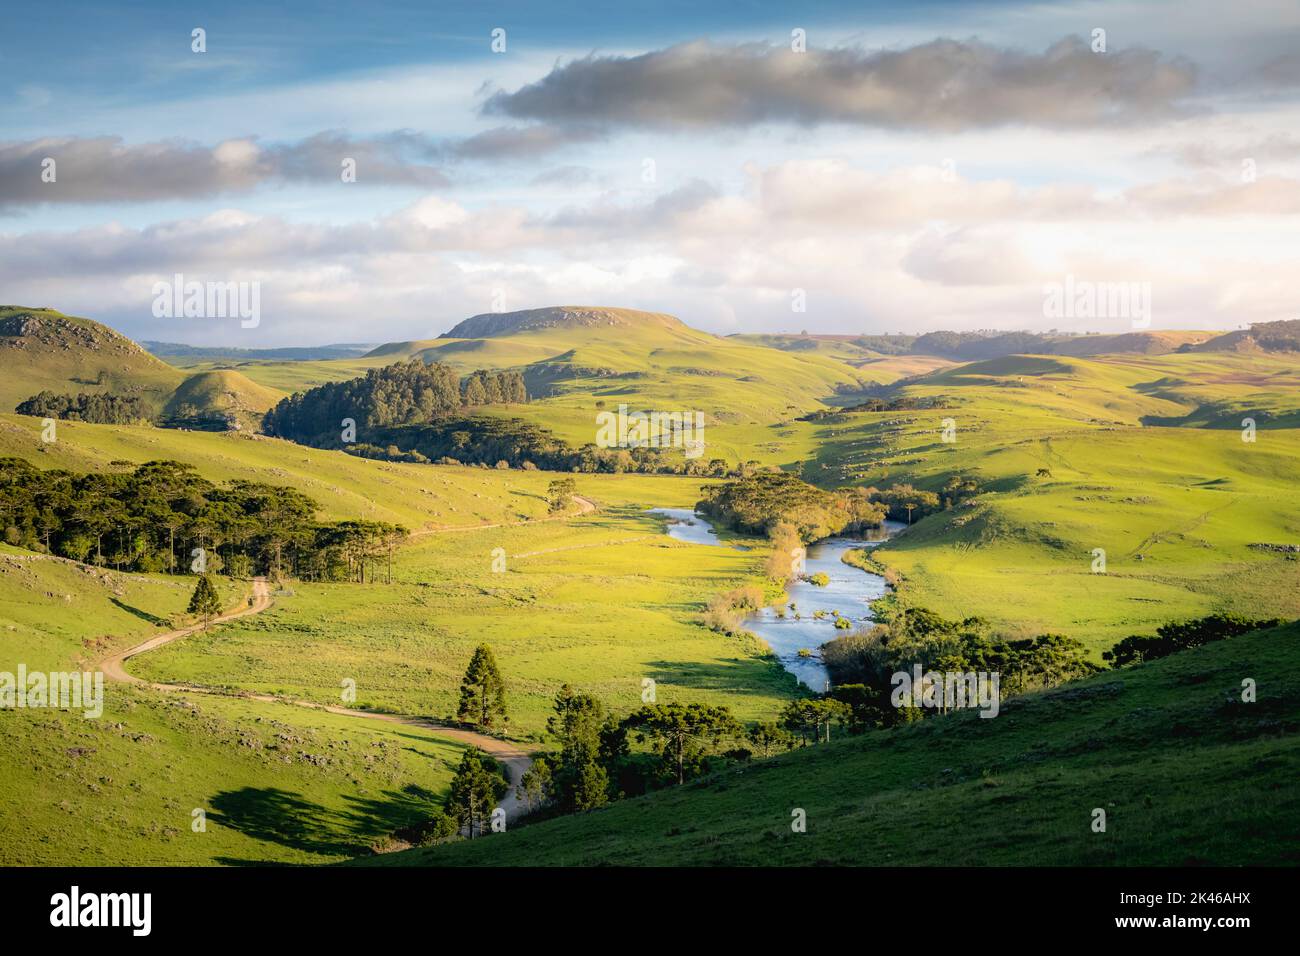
[0,457,404,582]
[820,606,1099,728]
[16,390,149,424]
[1103,614,1282,667]
[697,472,886,542]
[262,359,526,445]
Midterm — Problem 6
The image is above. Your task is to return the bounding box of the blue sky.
[3,0,1298,344]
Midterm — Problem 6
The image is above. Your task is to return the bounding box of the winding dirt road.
[100,574,537,819]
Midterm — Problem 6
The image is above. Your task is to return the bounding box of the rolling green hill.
[0,307,183,413]
[362,621,1300,866]
[800,350,1300,647]
[161,370,287,431]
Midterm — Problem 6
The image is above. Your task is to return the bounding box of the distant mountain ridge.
[144,341,376,361]
[437,306,687,340]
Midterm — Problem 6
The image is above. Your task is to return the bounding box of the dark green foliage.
[263,359,527,445]
[780,698,853,745]
[395,808,460,847]
[16,390,149,424]
[338,415,749,475]
[0,457,403,580]
[187,574,223,623]
[623,702,741,785]
[697,472,885,541]
[863,482,942,523]
[821,606,1100,727]
[1104,614,1283,666]
[446,748,508,838]
[456,645,508,729]
[544,684,610,811]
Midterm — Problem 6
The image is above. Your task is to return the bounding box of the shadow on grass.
[208,783,443,862]
[110,598,170,627]
[645,657,794,694]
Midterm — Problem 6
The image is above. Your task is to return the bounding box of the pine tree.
[187,574,223,626]
[456,644,508,729]
[446,748,506,837]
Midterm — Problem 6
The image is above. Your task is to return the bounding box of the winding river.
[650,508,905,690]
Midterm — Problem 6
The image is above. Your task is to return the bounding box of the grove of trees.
[16,390,149,424]
[0,457,404,582]
[262,359,526,445]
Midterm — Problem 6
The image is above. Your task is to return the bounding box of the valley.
[2,304,1297,866]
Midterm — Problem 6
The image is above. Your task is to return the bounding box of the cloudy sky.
[3,0,1298,345]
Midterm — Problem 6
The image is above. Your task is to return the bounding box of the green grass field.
[3,307,1299,867]
[800,351,1300,649]
[364,621,1300,866]
[129,500,800,738]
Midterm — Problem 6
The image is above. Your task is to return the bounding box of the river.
[649,508,905,690]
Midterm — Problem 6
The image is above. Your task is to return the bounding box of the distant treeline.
[262,360,526,444]
[799,395,944,421]
[339,415,757,476]
[16,390,149,425]
[0,458,403,582]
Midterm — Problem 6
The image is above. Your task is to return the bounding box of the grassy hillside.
[363,621,1300,866]
[800,351,1300,648]
[0,548,468,865]
[0,307,183,413]
[0,414,575,530]
[161,369,286,431]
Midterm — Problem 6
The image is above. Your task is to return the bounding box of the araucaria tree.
[187,574,223,627]
[456,644,508,729]
[624,702,740,785]
[446,748,507,838]
[546,684,609,811]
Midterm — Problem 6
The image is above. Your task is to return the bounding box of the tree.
[187,574,223,626]
[623,702,740,785]
[456,644,508,729]
[547,477,577,514]
[746,721,795,757]
[516,760,553,814]
[780,698,851,745]
[546,684,609,810]
[446,748,506,837]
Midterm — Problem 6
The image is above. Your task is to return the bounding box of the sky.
[2,0,1299,345]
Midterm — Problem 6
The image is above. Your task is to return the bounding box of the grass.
[362,621,1300,866]
[0,306,183,413]
[800,350,1300,650]
[3,310,1299,867]
[130,503,802,738]
[0,547,475,865]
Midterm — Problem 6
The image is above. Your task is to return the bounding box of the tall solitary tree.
[456,644,508,729]
[187,574,223,627]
